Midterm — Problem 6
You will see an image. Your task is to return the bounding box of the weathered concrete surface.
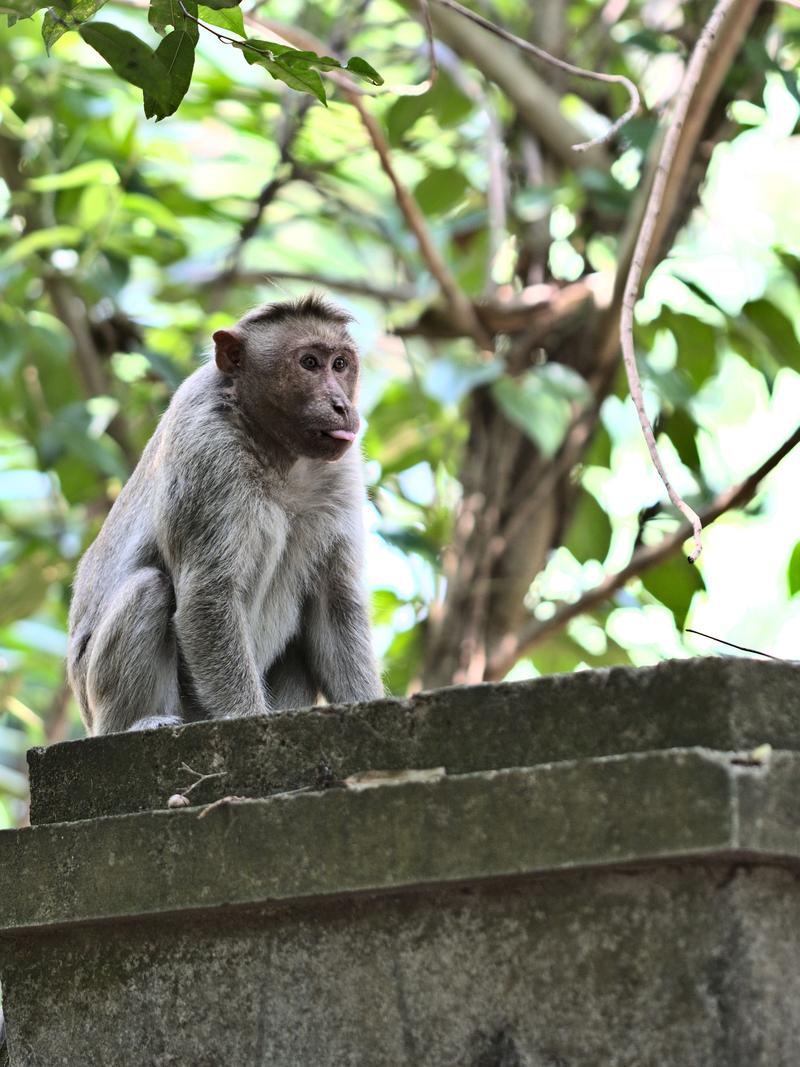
[4,748,793,930]
[4,865,800,1066]
[4,659,800,1066]
[28,657,800,824]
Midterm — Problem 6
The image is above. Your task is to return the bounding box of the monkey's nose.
[330,397,347,416]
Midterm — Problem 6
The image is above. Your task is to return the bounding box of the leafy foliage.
[6,0,383,115]
[0,1,799,828]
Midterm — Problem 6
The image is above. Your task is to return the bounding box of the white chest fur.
[247,456,360,670]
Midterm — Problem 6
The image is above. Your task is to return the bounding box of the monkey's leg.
[265,637,320,711]
[85,568,181,735]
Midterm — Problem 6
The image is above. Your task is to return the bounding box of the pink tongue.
[329,429,356,441]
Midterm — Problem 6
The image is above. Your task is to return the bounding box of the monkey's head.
[212,294,362,462]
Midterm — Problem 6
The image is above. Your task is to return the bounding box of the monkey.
[67,294,383,735]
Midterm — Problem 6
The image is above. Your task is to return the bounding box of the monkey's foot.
[127,714,184,732]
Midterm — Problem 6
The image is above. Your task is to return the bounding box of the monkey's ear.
[213,329,244,374]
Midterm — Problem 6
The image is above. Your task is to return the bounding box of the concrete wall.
[2,658,800,1065]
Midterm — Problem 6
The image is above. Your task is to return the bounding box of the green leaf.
[345,55,383,85]
[42,0,109,49]
[658,406,701,472]
[237,39,327,104]
[79,23,171,111]
[371,588,408,626]
[659,309,717,388]
[740,298,800,374]
[0,553,52,628]
[383,623,423,696]
[387,94,429,146]
[1,225,83,265]
[414,166,469,216]
[233,39,381,102]
[143,29,196,119]
[0,0,44,17]
[199,0,240,10]
[197,2,242,35]
[642,555,704,630]
[788,542,800,597]
[149,0,198,39]
[564,488,611,564]
[28,159,119,191]
[492,365,590,458]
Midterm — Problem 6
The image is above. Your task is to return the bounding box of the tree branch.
[197,268,417,303]
[246,15,491,349]
[433,0,639,152]
[599,0,762,360]
[397,0,611,171]
[486,422,800,680]
[618,0,759,563]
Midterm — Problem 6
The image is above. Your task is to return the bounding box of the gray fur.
[68,298,383,735]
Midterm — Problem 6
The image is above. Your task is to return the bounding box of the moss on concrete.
[5,659,800,1065]
[4,865,800,1066]
[3,748,799,931]
[28,657,800,825]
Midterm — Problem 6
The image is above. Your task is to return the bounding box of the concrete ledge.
[3,748,799,932]
[7,660,800,1066]
[27,657,800,824]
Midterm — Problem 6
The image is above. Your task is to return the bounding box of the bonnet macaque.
[68,294,383,735]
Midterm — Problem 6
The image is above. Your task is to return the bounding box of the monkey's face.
[214,312,362,462]
[281,337,361,461]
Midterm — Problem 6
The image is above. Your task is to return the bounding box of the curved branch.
[433,0,639,151]
[486,422,800,680]
[619,0,756,563]
[197,269,417,303]
[400,0,610,170]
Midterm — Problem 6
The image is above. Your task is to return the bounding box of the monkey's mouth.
[322,429,356,442]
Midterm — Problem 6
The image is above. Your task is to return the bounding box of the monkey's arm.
[305,538,383,705]
[164,480,283,720]
[173,585,271,718]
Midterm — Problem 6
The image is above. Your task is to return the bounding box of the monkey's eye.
[300,354,319,370]
[332,357,348,372]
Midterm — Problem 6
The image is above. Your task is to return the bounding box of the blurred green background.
[1,0,800,827]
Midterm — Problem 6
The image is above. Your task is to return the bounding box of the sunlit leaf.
[197,2,242,35]
[383,623,424,696]
[42,0,109,49]
[1,226,83,265]
[414,166,469,216]
[788,542,800,598]
[564,488,611,564]
[345,56,383,85]
[492,365,589,458]
[149,0,198,37]
[237,39,327,104]
[28,160,119,191]
[0,552,53,628]
[642,555,704,630]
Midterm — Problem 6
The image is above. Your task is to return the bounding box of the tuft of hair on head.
[242,292,354,329]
